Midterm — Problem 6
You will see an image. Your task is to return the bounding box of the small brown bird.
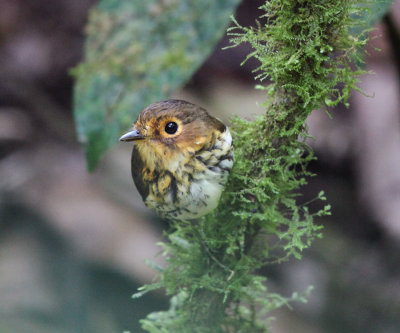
[119,99,233,220]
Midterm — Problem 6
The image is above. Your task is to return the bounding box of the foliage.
[73,0,241,170]
[138,1,370,332]
[354,0,397,34]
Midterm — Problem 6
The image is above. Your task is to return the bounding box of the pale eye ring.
[164,121,178,135]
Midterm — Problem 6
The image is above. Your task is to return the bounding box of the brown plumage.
[120,99,233,220]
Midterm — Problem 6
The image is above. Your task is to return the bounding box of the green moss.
[138,1,369,332]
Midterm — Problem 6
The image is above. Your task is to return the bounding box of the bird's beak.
[119,128,145,142]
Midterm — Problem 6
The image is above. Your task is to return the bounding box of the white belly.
[182,175,224,219]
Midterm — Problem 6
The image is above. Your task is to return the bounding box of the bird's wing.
[131,145,150,201]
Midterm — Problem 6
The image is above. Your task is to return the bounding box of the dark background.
[1,0,400,332]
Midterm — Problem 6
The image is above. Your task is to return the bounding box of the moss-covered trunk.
[139,1,369,332]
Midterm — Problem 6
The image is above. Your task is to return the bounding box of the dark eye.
[164,121,178,134]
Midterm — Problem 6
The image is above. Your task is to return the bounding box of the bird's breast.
[137,128,233,220]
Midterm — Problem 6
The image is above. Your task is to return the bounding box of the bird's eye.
[164,121,178,135]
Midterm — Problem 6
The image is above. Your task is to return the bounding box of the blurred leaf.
[366,0,396,26]
[73,0,241,171]
[351,0,396,35]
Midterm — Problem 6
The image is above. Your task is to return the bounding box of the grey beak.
[119,129,144,142]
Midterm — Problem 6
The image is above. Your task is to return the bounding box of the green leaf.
[351,0,397,35]
[73,0,241,171]
[367,0,396,25]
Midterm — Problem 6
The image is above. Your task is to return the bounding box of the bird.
[119,99,233,220]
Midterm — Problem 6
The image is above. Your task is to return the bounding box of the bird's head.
[119,99,226,169]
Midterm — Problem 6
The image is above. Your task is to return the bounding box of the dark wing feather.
[131,145,149,201]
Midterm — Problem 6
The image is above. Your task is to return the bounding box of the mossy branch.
[137,1,369,332]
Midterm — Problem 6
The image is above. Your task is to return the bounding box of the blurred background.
[0,0,400,332]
